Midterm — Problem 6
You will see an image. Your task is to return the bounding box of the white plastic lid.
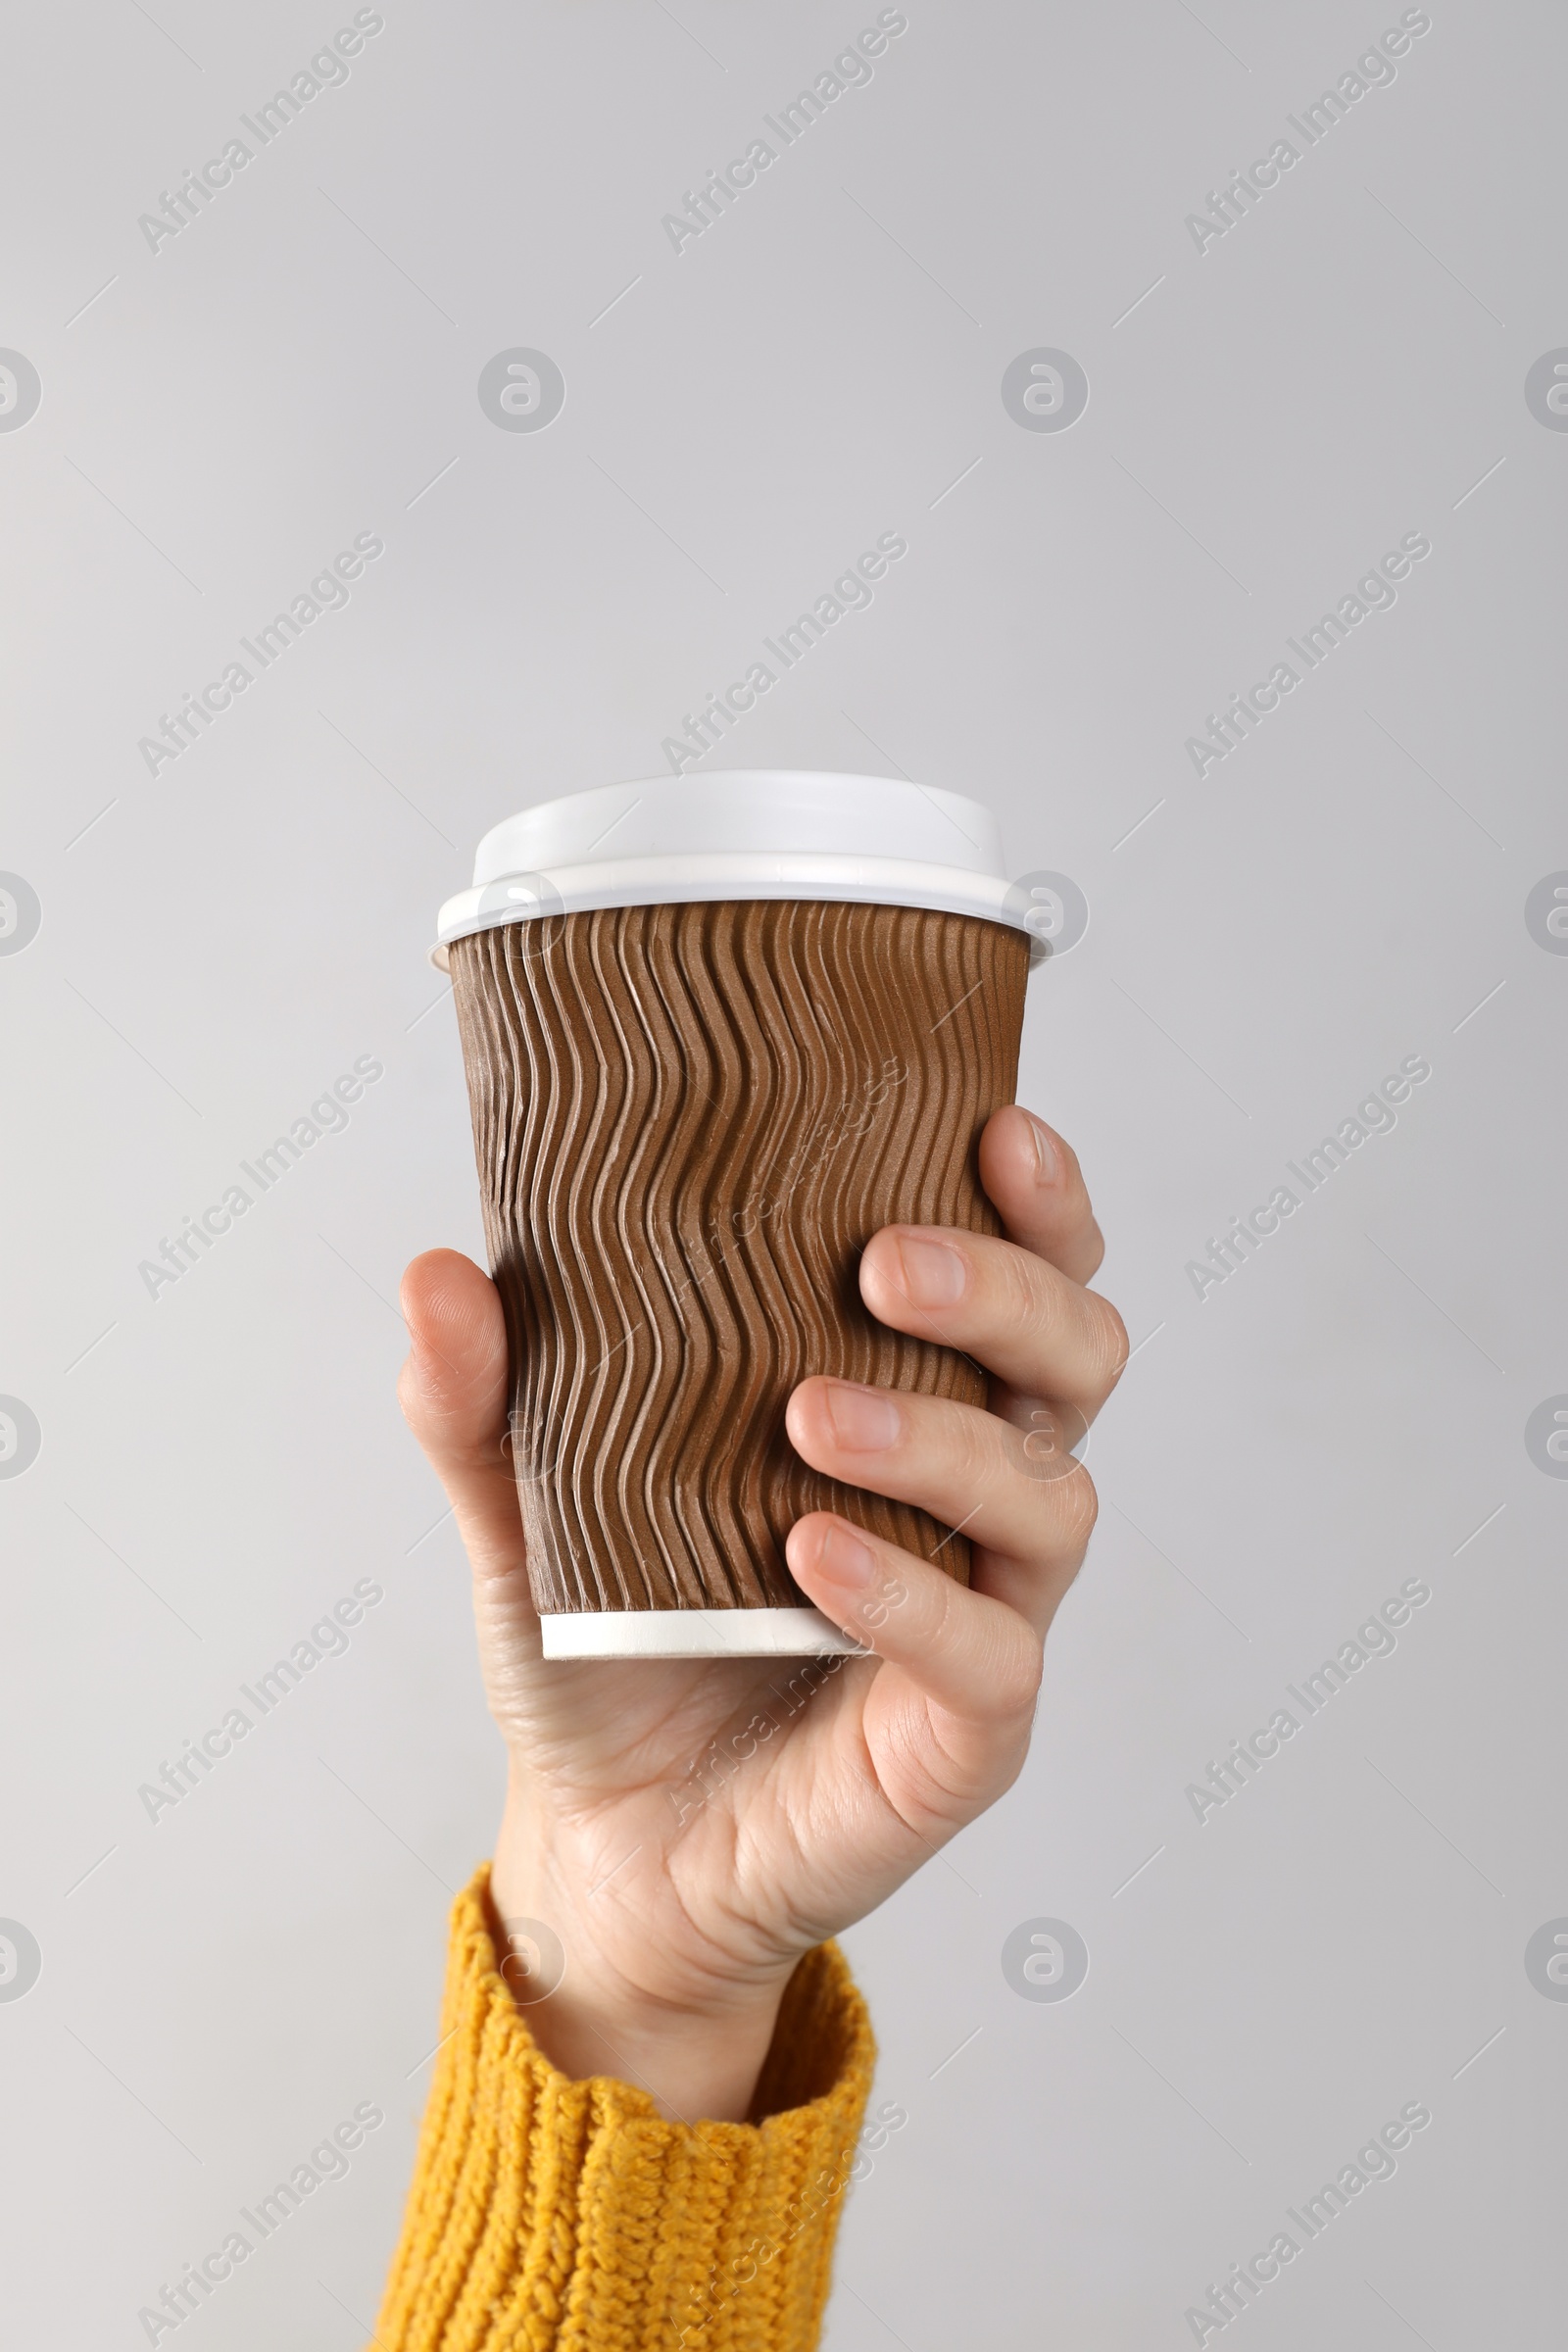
[432,771,1027,966]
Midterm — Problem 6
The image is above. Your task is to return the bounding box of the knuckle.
[992,1629,1045,1716]
[1004,1246,1065,1346]
[929,1564,962,1648]
[1093,1294,1130,1386]
[1049,1467,1100,1555]
[1014,1405,1073,1482]
[999,1240,1043,1315]
[939,1405,999,1496]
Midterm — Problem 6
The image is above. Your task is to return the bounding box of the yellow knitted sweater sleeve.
[371,1867,877,2351]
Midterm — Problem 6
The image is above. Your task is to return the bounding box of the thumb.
[398,1250,526,1585]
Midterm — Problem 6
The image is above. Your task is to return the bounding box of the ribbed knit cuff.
[372,1866,876,2351]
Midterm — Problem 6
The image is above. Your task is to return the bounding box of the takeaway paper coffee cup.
[435,772,1033,1659]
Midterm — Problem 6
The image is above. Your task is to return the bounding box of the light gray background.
[2,2,1563,2344]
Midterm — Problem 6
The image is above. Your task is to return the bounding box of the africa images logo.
[0,350,42,432]
[1001,1918,1089,2002]
[0,1921,42,2003]
[477,350,565,432]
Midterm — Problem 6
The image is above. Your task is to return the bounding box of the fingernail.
[1026,1113,1059,1184]
[824,1382,902,1452]
[814,1520,876,1588]
[896,1235,966,1307]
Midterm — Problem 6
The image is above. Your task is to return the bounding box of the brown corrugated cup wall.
[449,899,1029,1620]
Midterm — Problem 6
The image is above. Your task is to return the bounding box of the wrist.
[488,1802,794,2125]
[511,1968,786,2126]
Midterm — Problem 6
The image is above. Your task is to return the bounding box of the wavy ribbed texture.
[370,1868,876,2352]
[451,902,1029,1615]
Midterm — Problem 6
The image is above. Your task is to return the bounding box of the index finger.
[978,1105,1105,1286]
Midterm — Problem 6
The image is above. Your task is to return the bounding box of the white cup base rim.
[538,1606,864,1660]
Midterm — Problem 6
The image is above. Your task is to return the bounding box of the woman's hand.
[397,1104,1125,2124]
